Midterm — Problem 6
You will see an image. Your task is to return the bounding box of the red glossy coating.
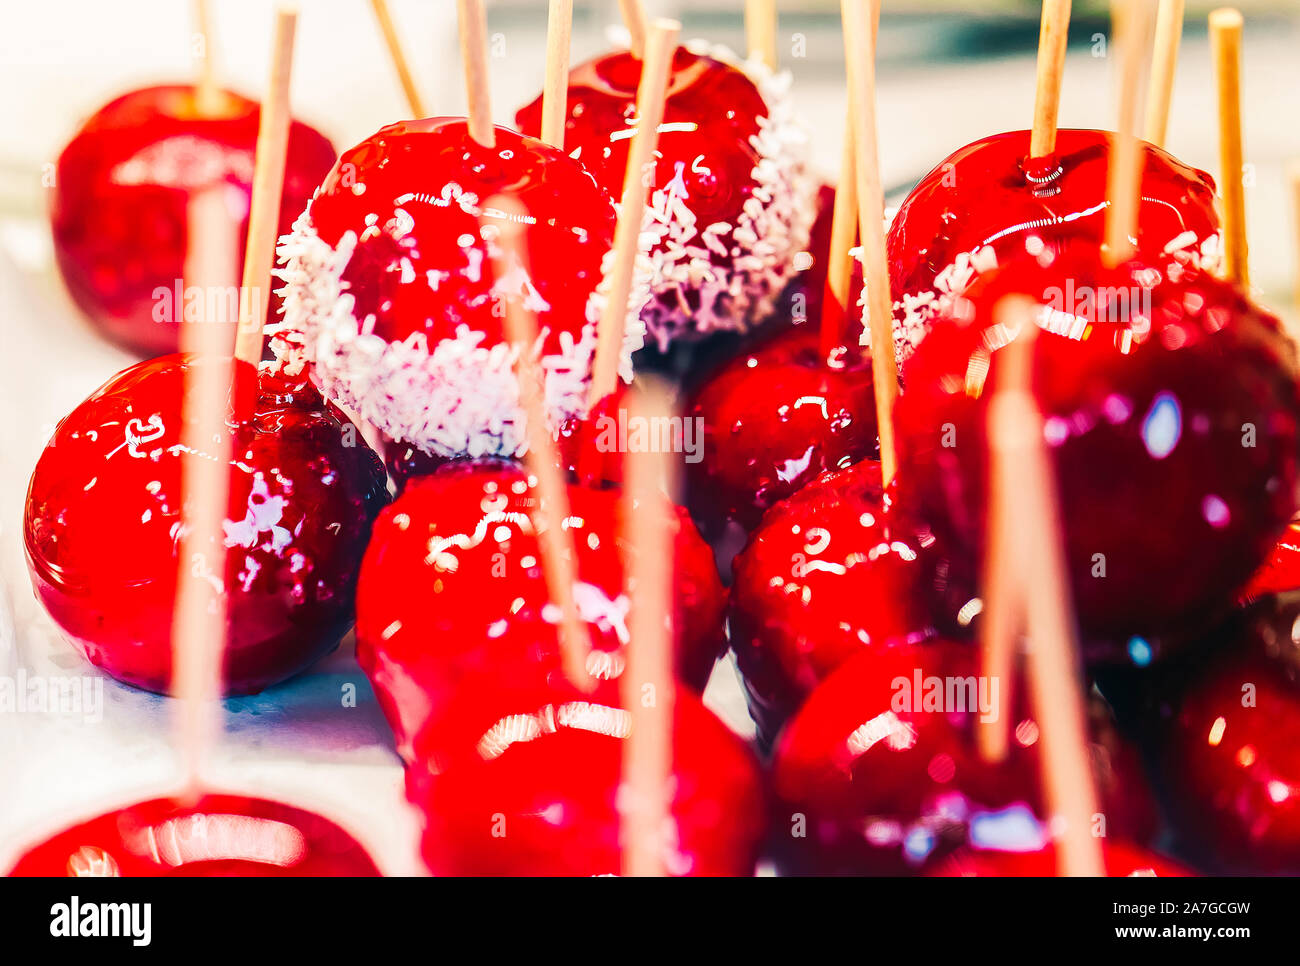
[51,85,336,356]
[932,841,1189,877]
[728,460,937,745]
[9,795,380,876]
[413,689,765,876]
[515,47,773,336]
[685,328,879,542]
[894,244,1300,651]
[24,354,389,695]
[887,129,1219,310]
[1158,604,1300,873]
[304,117,613,358]
[354,460,726,766]
[770,642,1157,874]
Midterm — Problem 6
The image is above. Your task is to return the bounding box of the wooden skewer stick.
[1030,0,1072,158]
[588,18,680,409]
[820,122,858,359]
[746,0,779,71]
[232,7,298,367]
[487,196,595,691]
[990,296,1105,877]
[1102,0,1157,268]
[976,327,1032,764]
[841,0,899,486]
[619,0,648,58]
[1290,161,1300,314]
[541,0,574,150]
[457,0,496,148]
[620,380,677,878]
[369,0,428,118]
[1211,7,1249,287]
[1144,0,1184,147]
[173,186,240,798]
[193,0,223,116]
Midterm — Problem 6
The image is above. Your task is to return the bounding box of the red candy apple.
[1154,602,1300,873]
[684,328,879,552]
[52,85,335,356]
[354,459,725,765]
[728,459,937,745]
[9,794,379,876]
[1241,520,1300,602]
[885,130,1220,364]
[516,43,812,346]
[770,642,1157,875]
[412,688,764,876]
[894,244,1300,654]
[24,354,389,695]
[272,117,647,462]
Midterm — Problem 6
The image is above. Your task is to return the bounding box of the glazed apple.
[728,459,938,744]
[272,117,648,463]
[885,130,1220,364]
[894,243,1300,653]
[516,43,812,347]
[51,85,335,355]
[354,459,726,765]
[684,328,879,551]
[770,641,1157,874]
[8,795,379,876]
[24,354,389,695]
[412,687,765,876]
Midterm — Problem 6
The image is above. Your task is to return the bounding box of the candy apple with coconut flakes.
[516,42,813,349]
[51,85,335,356]
[882,130,1221,365]
[270,117,651,465]
[893,241,1300,655]
[24,355,389,695]
[353,459,726,766]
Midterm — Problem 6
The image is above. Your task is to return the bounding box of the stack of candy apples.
[10,0,1300,879]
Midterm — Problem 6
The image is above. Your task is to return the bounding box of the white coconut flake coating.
[857,223,1225,367]
[268,204,652,461]
[633,40,816,349]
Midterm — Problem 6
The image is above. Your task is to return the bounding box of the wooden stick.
[991,296,1105,877]
[1211,7,1249,287]
[1144,0,1184,147]
[588,18,680,409]
[841,0,899,486]
[173,186,240,798]
[1102,0,1156,268]
[619,0,648,58]
[369,0,428,118]
[193,0,223,116]
[820,115,857,358]
[232,7,298,367]
[541,0,574,150]
[977,328,1032,764]
[620,380,677,878]
[486,196,594,691]
[1290,161,1300,314]
[746,0,778,71]
[457,0,495,148]
[1030,0,1072,158]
